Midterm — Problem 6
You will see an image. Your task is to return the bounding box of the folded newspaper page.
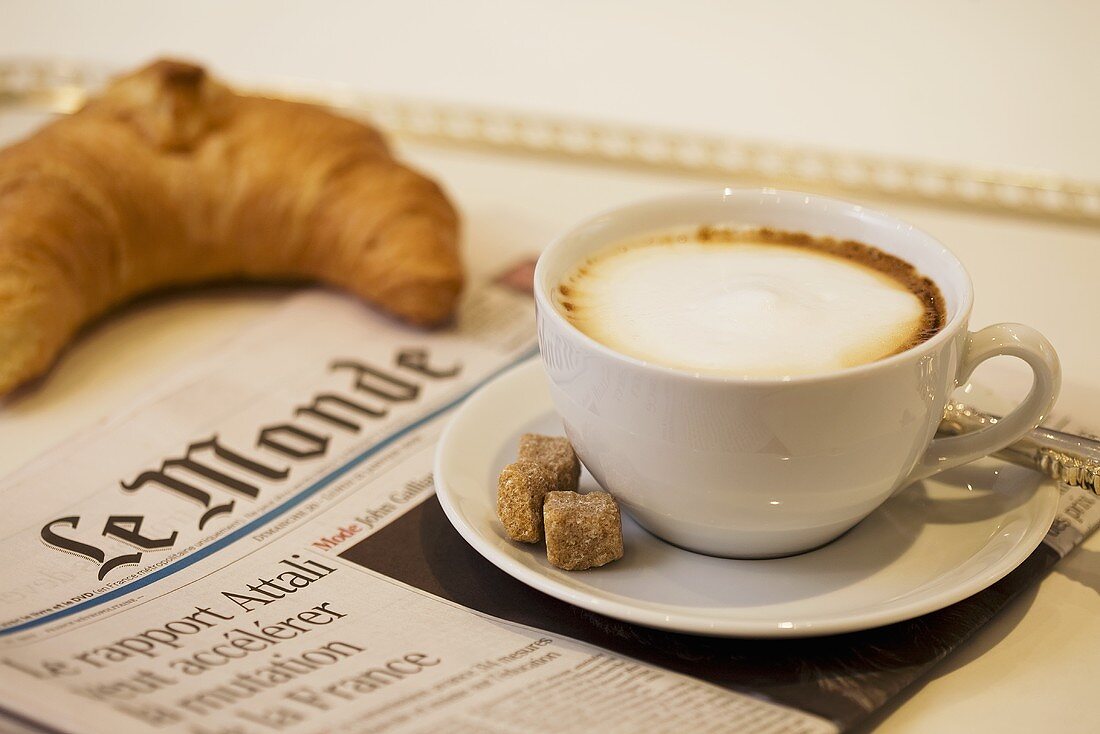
[0,280,835,734]
[1,276,1096,734]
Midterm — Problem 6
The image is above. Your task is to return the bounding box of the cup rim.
[533,187,975,385]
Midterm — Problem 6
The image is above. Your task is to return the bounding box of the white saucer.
[434,359,1059,638]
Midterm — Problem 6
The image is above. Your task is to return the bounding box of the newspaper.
[0,279,839,734]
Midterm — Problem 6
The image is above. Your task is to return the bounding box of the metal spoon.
[940,402,1100,494]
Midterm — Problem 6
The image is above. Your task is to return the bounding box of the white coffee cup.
[534,188,1061,558]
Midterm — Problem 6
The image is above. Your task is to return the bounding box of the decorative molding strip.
[4,58,1099,227]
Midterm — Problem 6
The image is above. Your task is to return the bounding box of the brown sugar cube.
[497,460,555,543]
[543,491,624,570]
[518,433,581,492]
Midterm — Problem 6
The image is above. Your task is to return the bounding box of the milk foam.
[557,238,928,377]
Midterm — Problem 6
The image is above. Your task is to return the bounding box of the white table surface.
[1,2,1098,732]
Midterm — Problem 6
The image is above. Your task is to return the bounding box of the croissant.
[0,59,463,396]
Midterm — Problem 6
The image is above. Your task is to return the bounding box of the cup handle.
[906,323,1061,483]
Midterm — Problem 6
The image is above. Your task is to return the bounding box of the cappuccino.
[554,227,945,377]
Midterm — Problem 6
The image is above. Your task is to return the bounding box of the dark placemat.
[341,496,1063,732]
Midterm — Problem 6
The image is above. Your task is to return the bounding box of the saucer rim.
[433,358,1059,638]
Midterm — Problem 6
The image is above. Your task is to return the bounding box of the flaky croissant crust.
[0,59,463,395]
